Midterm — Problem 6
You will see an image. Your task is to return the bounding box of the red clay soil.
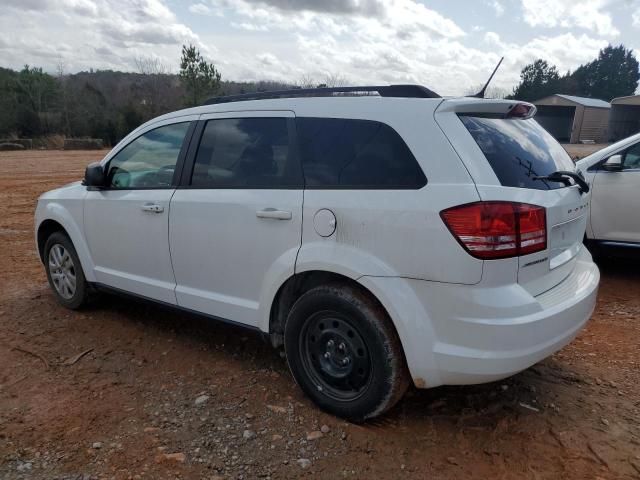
[0,150,639,480]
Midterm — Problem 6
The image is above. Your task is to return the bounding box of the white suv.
[35,85,600,421]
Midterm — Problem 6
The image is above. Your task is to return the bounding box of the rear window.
[460,116,575,190]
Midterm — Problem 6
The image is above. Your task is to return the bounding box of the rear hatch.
[435,99,590,296]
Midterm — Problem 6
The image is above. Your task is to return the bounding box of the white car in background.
[576,132,640,256]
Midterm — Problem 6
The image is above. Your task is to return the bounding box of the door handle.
[256,208,292,220]
[141,203,164,213]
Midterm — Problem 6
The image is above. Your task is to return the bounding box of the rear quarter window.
[460,116,575,190]
[296,117,426,189]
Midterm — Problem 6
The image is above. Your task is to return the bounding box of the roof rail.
[203,84,440,105]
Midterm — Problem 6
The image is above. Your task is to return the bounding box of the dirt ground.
[1,149,639,480]
[563,143,608,160]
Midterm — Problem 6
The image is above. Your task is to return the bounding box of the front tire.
[44,232,89,310]
[284,284,409,422]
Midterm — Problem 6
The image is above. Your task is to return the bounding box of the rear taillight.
[440,202,546,259]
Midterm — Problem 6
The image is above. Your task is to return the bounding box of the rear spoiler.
[435,98,537,119]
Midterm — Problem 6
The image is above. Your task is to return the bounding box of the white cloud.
[480,31,607,86]
[230,21,269,31]
[256,52,280,66]
[189,3,213,15]
[523,33,608,70]
[521,0,619,36]
[202,0,465,38]
[484,31,501,45]
[489,0,505,17]
[0,0,204,73]
[633,8,640,28]
[233,0,386,17]
[231,0,471,89]
[193,0,610,95]
[0,0,632,97]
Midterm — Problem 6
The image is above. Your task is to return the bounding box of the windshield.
[460,116,575,190]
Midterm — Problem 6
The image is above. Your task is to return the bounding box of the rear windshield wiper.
[533,171,589,194]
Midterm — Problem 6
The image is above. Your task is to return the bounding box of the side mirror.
[602,154,623,172]
[83,162,106,189]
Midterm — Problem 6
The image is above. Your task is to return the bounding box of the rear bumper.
[360,247,599,387]
[433,253,599,385]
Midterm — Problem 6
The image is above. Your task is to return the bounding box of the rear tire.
[284,283,409,422]
[44,232,90,310]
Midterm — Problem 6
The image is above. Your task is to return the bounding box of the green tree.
[0,67,19,136]
[510,59,560,101]
[12,65,60,136]
[179,44,221,107]
[568,45,639,101]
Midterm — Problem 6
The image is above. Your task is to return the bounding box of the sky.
[1,0,639,96]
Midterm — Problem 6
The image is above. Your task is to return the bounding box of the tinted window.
[296,118,426,188]
[191,118,301,188]
[106,122,190,189]
[460,116,575,190]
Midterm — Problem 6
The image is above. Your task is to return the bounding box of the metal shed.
[609,95,640,142]
[533,94,610,144]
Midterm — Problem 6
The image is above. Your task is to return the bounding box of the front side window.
[106,122,190,189]
[296,118,426,189]
[191,118,301,188]
[624,143,640,169]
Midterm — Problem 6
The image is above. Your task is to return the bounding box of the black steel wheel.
[284,283,409,422]
[300,312,372,401]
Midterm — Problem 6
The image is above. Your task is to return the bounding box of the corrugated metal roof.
[555,94,610,108]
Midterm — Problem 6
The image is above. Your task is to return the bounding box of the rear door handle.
[141,203,164,213]
[256,208,292,220]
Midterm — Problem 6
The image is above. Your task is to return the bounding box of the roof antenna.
[472,56,504,98]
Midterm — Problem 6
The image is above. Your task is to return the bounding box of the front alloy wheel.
[48,244,77,299]
[44,231,89,309]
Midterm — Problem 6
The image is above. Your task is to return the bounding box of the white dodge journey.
[35,85,600,421]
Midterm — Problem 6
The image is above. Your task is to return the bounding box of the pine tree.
[179,44,221,107]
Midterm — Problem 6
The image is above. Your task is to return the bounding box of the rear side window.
[191,118,302,188]
[296,118,426,189]
[460,116,575,190]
